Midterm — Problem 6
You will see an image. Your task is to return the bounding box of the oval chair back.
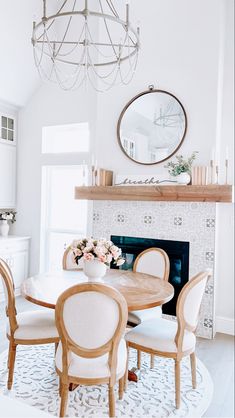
[0,258,18,337]
[133,247,170,281]
[175,270,212,352]
[55,283,128,385]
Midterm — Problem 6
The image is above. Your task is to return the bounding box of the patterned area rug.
[0,345,213,417]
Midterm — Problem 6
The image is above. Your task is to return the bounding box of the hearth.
[111,235,190,316]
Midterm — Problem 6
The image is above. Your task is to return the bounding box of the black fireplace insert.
[111,235,190,316]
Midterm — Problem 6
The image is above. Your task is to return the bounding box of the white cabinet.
[0,142,16,208]
[0,236,30,300]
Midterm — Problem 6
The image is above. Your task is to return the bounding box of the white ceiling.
[0,0,57,108]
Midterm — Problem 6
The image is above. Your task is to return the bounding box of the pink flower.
[98,255,107,263]
[95,245,107,257]
[106,254,113,264]
[110,245,121,258]
[83,253,94,261]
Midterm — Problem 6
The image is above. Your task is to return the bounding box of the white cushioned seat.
[128,306,162,325]
[55,338,127,379]
[7,310,59,340]
[125,318,196,353]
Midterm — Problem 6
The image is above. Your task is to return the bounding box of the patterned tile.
[93,201,216,339]
[206,252,214,262]
[204,318,213,329]
[205,284,214,295]
[206,219,215,228]
[143,215,153,225]
[174,217,183,226]
[93,212,100,222]
[117,214,126,223]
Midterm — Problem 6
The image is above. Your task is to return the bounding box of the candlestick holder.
[210,160,214,184]
[215,165,219,184]
[91,165,95,186]
[94,169,98,186]
[225,159,229,185]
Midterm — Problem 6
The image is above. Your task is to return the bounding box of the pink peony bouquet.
[71,238,125,267]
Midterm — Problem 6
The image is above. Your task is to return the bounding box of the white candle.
[91,154,95,167]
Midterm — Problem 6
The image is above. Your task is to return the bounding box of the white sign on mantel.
[114,174,178,186]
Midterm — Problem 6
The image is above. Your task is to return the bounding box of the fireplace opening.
[111,235,190,316]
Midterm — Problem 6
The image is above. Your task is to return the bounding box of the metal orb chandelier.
[32,0,140,91]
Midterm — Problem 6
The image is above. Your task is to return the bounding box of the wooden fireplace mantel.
[74,185,233,203]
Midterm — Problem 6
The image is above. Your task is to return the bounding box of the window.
[1,116,15,142]
[123,137,135,159]
[40,120,91,272]
[42,122,89,154]
[40,165,90,272]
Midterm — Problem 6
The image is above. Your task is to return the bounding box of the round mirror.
[117,89,187,165]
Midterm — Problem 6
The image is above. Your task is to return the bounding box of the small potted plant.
[71,238,125,282]
[164,151,198,184]
[0,210,16,237]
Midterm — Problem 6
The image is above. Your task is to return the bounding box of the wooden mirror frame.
[117,88,188,165]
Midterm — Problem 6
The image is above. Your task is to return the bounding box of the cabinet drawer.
[0,239,29,253]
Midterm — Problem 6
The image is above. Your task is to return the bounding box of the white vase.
[83,259,107,282]
[0,220,10,237]
[176,172,191,185]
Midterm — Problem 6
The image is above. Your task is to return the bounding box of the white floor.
[0,297,234,418]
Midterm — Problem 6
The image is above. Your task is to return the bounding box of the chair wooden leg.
[108,385,115,418]
[119,376,124,400]
[190,352,197,389]
[175,360,181,409]
[7,341,17,390]
[137,350,141,369]
[150,354,155,369]
[124,346,129,392]
[60,383,69,417]
[59,377,62,397]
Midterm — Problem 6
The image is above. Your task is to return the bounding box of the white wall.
[95,0,227,174]
[15,0,234,333]
[0,0,43,107]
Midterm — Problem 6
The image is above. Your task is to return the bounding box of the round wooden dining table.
[21,269,174,311]
[21,269,174,385]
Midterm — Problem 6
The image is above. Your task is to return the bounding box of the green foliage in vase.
[165,152,198,177]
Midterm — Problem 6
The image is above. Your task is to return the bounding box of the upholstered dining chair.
[55,283,128,418]
[0,258,59,390]
[125,270,211,409]
[128,247,170,368]
[62,246,82,270]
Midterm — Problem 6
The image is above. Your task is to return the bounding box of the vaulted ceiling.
[0,0,57,108]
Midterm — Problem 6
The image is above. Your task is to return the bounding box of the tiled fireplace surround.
[92,201,216,339]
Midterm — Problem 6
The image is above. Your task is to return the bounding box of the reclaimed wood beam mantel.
[74,185,233,203]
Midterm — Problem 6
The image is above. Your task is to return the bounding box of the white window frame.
[40,164,93,273]
[0,112,16,145]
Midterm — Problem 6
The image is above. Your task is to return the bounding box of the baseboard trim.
[216,316,235,336]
